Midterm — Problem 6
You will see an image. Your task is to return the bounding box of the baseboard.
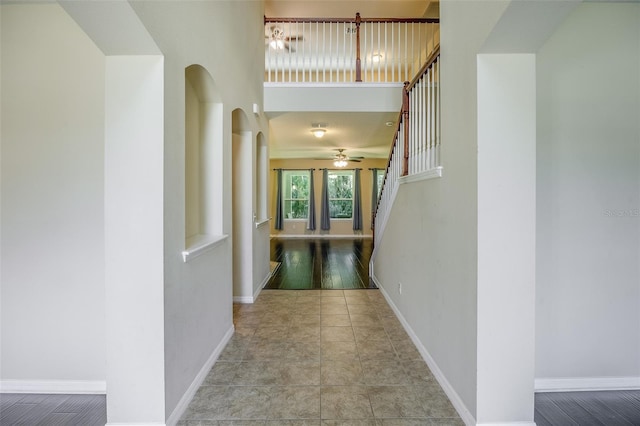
[535,376,640,392]
[165,324,235,426]
[0,379,106,394]
[372,273,476,426]
[476,423,536,426]
[106,423,165,426]
[233,296,254,303]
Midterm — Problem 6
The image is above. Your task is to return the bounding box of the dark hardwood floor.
[535,390,640,426]
[0,393,106,425]
[265,237,375,289]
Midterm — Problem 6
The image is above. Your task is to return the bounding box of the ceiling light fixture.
[372,53,383,63]
[311,124,327,138]
[312,128,326,138]
[334,159,348,168]
[269,39,285,50]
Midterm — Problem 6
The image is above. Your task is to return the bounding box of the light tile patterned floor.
[179,289,464,425]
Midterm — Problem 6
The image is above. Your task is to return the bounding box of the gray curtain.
[275,169,283,230]
[307,169,316,230]
[353,169,363,230]
[320,169,330,230]
[371,169,378,230]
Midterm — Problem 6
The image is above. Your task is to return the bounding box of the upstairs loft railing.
[265,14,439,83]
[373,46,440,246]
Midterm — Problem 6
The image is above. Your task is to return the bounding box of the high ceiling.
[264,0,439,160]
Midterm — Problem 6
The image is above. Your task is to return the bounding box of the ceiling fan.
[265,26,304,52]
[316,149,364,168]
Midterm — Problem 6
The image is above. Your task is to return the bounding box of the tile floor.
[179,289,464,425]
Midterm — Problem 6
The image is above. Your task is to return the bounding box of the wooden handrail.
[373,49,441,232]
[407,44,440,91]
[402,81,410,176]
[264,16,439,24]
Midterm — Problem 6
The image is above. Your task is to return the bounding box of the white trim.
[233,296,255,304]
[535,376,640,393]
[0,379,106,394]
[371,273,476,426]
[182,234,228,262]
[106,423,165,426]
[165,325,235,426]
[476,423,536,426]
[269,234,372,239]
[255,217,271,228]
[399,166,443,184]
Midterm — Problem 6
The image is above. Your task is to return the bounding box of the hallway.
[179,289,463,424]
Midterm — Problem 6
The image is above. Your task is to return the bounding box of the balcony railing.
[374,46,441,246]
[265,14,439,84]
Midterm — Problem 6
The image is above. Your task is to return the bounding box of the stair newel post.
[402,81,410,176]
[355,12,362,82]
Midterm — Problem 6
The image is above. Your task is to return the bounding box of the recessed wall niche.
[184,65,223,249]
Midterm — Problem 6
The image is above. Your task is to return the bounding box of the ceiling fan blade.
[348,159,362,162]
[285,35,304,41]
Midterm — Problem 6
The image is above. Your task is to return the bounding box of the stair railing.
[373,45,440,246]
[265,14,439,84]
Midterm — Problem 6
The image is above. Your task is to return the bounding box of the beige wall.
[270,158,387,237]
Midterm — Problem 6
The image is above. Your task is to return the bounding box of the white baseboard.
[106,423,165,426]
[535,376,640,393]
[476,423,536,426]
[0,379,106,394]
[233,272,270,304]
[165,324,235,426]
[372,273,476,426]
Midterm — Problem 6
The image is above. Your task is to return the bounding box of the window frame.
[282,170,311,220]
[328,170,354,219]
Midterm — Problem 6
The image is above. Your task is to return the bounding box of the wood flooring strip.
[0,403,39,424]
[35,412,78,426]
[543,393,607,426]
[535,395,580,426]
[10,394,70,425]
[570,393,634,426]
[592,391,640,424]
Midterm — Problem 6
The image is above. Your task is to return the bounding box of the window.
[283,170,310,219]
[328,170,353,218]
[376,171,385,199]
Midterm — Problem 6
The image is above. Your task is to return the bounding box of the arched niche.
[184,64,223,255]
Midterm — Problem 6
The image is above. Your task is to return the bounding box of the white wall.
[128,1,267,420]
[0,3,106,390]
[104,55,166,423]
[372,1,509,422]
[477,54,536,423]
[536,2,640,387]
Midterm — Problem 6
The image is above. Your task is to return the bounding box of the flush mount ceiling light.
[385,121,394,127]
[310,124,327,138]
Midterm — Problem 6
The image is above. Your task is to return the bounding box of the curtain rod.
[319,168,362,171]
[272,168,316,171]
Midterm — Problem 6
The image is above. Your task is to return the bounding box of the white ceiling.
[263,0,438,160]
